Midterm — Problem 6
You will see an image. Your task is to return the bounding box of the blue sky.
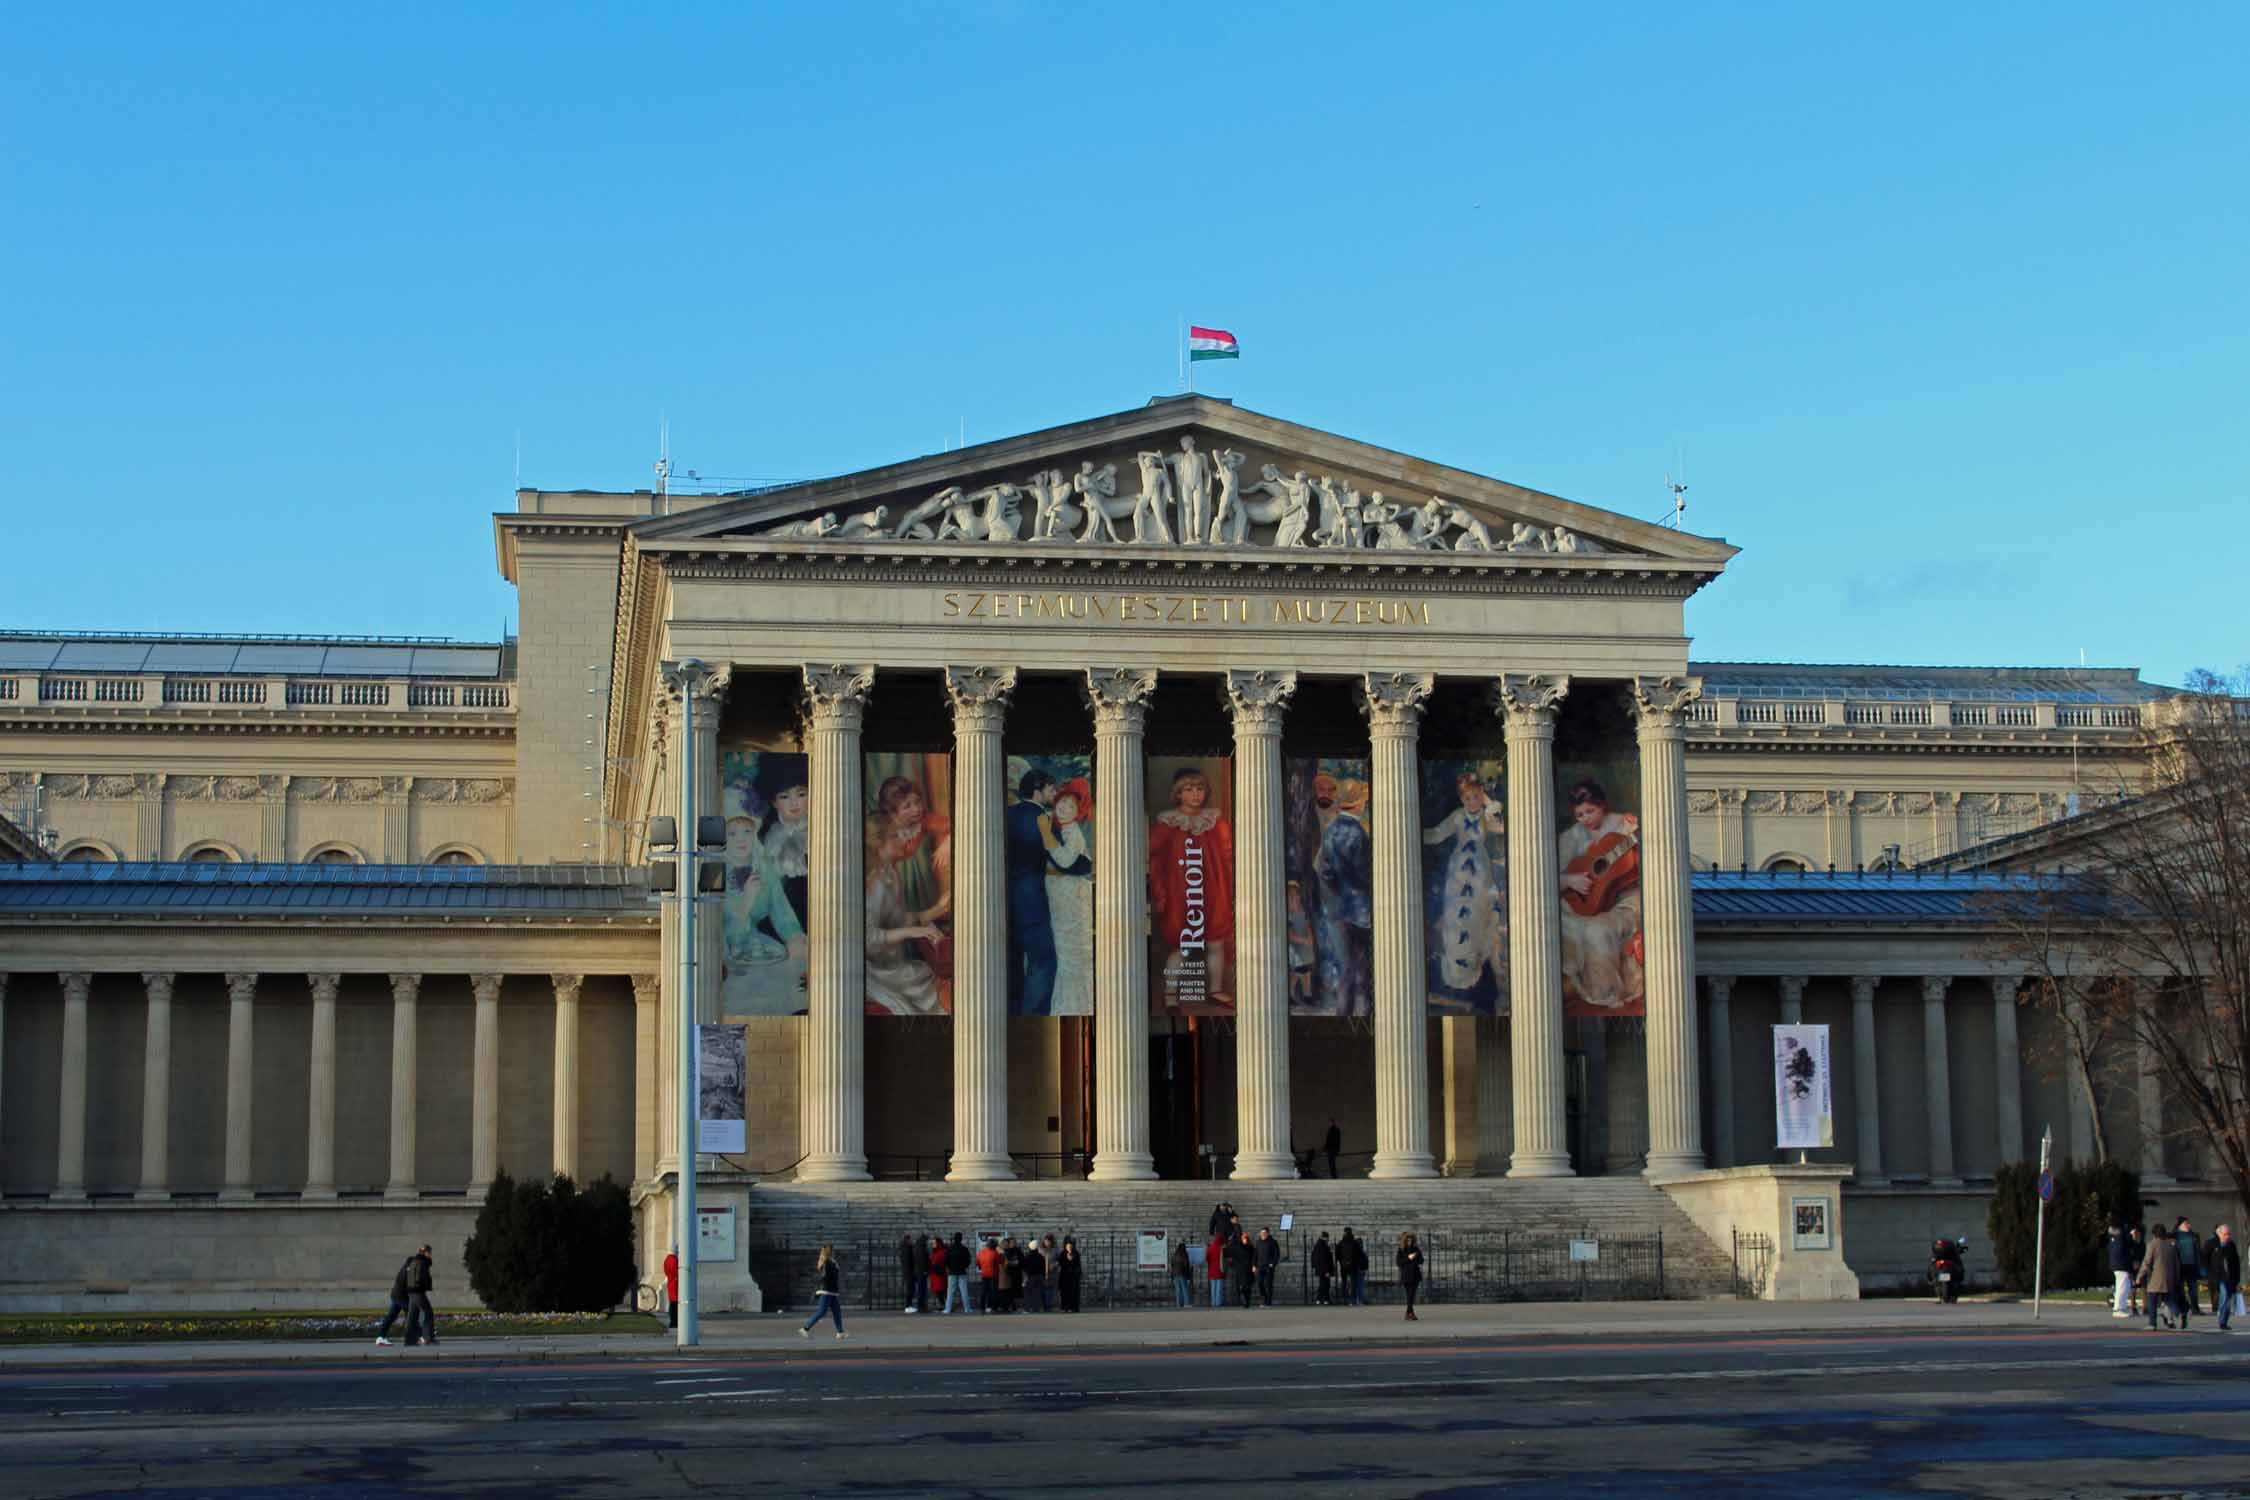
[4,4,2242,684]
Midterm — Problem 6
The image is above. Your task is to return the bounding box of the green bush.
[462,1171,636,1313]
[1987,1159,2141,1292]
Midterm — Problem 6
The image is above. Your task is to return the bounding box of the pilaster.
[304,972,340,1200]
[1704,975,1735,1169]
[1991,976,2025,1168]
[1922,974,1960,1184]
[386,972,421,1200]
[136,972,175,1200]
[221,971,257,1201]
[55,971,90,1200]
[553,973,584,1179]
[1850,975,1885,1183]
[470,972,502,1193]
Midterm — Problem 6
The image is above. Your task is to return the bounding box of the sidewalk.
[0,1296,2159,1368]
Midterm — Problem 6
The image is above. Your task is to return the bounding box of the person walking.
[1323,1117,1343,1179]
[1311,1231,1336,1306]
[1021,1236,1048,1314]
[2210,1224,2240,1333]
[2137,1225,2185,1331]
[1339,1226,1369,1307]
[2127,1226,2146,1315]
[798,1244,848,1340]
[976,1236,1002,1313]
[662,1245,680,1329]
[898,1234,923,1314]
[374,1250,415,1346]
[1396,1232,1426,1322]
[1057,1236,1084,1313]
[1170,1236,1194,1307]
[2106,1220,2136,1318]
[1255,1227,1283,1307]
[1205,1229,1227,1308]
[928,1233,949,1314]
[945,1232,972,1314]
[402,1243,437,1346]
[1208,1201,1234,1241]
[2174,1218,2202,1318]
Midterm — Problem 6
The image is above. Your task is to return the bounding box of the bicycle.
[633,1281,663,1317]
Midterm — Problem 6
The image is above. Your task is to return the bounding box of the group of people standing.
[1197,1203,1428,1320]
[897,1231,1086,1316]
[2109,1217,2240,1331]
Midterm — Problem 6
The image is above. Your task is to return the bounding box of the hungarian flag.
[1188,325,1240,362]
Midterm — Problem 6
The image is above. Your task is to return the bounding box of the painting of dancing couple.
[1006,754,1095,1017]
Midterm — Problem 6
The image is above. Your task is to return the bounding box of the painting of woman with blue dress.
[1419,758,1508,1016]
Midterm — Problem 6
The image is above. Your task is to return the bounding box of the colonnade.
[3,969,627,1198]
[776,662,1706,1184]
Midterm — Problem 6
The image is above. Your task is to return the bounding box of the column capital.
[470,972,503,1004]
[1222,668,1297,733]
[1922,974,1954,1004]
[944,664,1018,732]
[1082,666,1158,730]
[801,663,876,730]
[224,972,259,1004]
[60,971,92,1002]
[1496,672,1571,732]
[141,972,176,1002]
[631,972,660,1005]
[389,973,423,1004]
[1991,974,2021,1003]
[1776,974,1808,1006]
[1849,974,1880,1004]
[1704,973,1734,1003]
[308,972,341,1003]
[1630,675,1704,734]
[551,973,585,1003]
[661,657,733,712]
[1356,670,1434,734]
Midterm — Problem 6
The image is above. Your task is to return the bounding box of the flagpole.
[1179,315,1189,393]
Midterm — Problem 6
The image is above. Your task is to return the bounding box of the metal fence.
[1732,1229,1774,1298]
[753,1228,1676,1313]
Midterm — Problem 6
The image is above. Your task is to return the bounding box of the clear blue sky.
[5,5,2242,685]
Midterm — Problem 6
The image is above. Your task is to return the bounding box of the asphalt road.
[4,1324,2248,1497]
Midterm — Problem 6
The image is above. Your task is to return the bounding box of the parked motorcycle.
[1930,1236,1969,1303]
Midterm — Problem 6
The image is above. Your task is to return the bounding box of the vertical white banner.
[1773,1023,1834,1148]
[696,1024,747,1155]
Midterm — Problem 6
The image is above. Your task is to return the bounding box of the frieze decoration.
[292,776,390,804]
[1686,790,1721,814]
[1784,791,1830,815]
[751,436,1629,558]
[410,778,512,805]
[1742,790,1783,813]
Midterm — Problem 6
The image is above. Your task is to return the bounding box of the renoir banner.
[1773,1024,1834,1149]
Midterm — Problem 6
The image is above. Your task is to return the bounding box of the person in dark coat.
[1001,1237,1026,1312]
[1396,1232,1426,1322]
[1208,1201,1234,1240]
[2210,1224,2240,1332]
[1254,1227,1284,1306]
[1338,1227,1369,1307]
[374,1252,414,1346]
[1056,1237,1084,1313]
[403,1244,437,1346]
[927,1233,949,1313]
[1021,1237,1048,1314]
[2174,1218,2202,1317]
[1227,1231,1257,1308]
[1311,1231,1336,1306]
[1169,1237,1194,1307]
[2127,1226,2146,1315]
[945,1232,973,1314]
[899,1234,923,1314]
[2105,1219,2136,1318]
[1323,1118,1343,1179]
[798,1243,847,1339]
[2137,1227,2185,1330]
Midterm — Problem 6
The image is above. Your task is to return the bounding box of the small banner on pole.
[696,1024,747,1155]
[1773,1023,1834,1148]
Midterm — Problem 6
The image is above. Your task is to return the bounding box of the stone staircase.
[744,1177,1744,1309]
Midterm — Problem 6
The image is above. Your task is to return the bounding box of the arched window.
[182,843,241,864]
[60,841,119,863]
[307,845,364,866]
[429,847,483,867]
[1762,855,1810,874]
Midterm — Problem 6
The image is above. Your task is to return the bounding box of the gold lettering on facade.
[940,592,1433,628]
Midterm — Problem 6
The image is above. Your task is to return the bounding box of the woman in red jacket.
[927,1232,948,1313]
[1205,1232,1228,1308]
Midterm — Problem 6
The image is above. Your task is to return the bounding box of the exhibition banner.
[1283,755,1373,1016]
[696,1023,747,1155]
[1006,753,1095,1016]
[1773,1023,1835,1149]
[1149,754,1235,1015]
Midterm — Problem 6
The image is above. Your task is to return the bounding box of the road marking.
[56,1408,128,1416]
[683,1388,782,1400]
[654,1376,739,1385]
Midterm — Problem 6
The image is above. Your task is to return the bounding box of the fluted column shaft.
[1500,674,1573,1177]
[1226,669,1298,1180]
[800,664,876,1182]
[222,972,257,1200]
[136,972,175,1200]
[56,971,91,1200]
[1633,676,1704,1177]
[2062,984,2097,1162]
[1087,667,1158,1181]
[469,973,501,1192]
[1850,975,1886,1183]
[1705,976,1736,1169]
[1992,977,2024,1168]
[1776,974,1807,1026]
[946,665,1017,1181]
[1442,1018,1479,1175]
[386,972,421,1199]
[2137,1031,2174,1183]
[1364,670,1438,1178]
[631,973,659,1182]
[304,973,339,1199]
[1475,1016,1513,1173]
[553,973,583,1179]
[1922,974,1959,1183]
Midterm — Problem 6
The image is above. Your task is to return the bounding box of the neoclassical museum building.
[0,398,2223,1309]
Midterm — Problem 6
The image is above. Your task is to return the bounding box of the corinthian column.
[1085,666,1159,1181]
[1498,673,1573,1177]
[222,971,258,1201]
[386,972,421,1199]
[1632,675,1704,1178]
[1923,974,1960,1184]
[1850,976,1886,1183]
[1992,975,2024,1167]
[946,664,1017,1182]
[137,972,175,1200]
[1704,976,1735,1168]
[800,664,876,1183]
[1226,668,1298,1181]
[304,973,339,1200]
[470,973,501,1194]
[2137,1032,2174,1184]
[553,973,584,1179]
[1361,670,1438,1179]
[56,971,91,1200]
[1776,974,1807,1026]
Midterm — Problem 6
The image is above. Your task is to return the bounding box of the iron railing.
[1733,1228,1774,1298]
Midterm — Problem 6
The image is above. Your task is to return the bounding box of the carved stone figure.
[777,512,841,539]
[893,486,965,541]
[1167,436,1211,546]
[1208,447,1248,545]
[1073,461,1124,544]
[1407,496,1451,549]
[1312,476,1349,547]
[834,505,889,539]
[1507,522,1553,554]
[974,484,1023,542]
[1131,451,1176,546]
[1023,469,1077,542]
[1367,495,1418,550]
[1339,484,1368,548]
[1551,527,1604,555]
[1444,501,1494,551]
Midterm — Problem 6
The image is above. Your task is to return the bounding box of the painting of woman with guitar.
[1557,778,1645,1015]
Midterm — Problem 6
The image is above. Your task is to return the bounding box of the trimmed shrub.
[1987,1159,2140,1291]
[463,1171,635,1313]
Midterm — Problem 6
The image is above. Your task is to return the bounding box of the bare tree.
[1979,669,2250,1221]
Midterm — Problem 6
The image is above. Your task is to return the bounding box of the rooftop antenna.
[655,416,671,511]
[1662,442,1688,528]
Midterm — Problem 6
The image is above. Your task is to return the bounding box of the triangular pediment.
[633,396,1736,568]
